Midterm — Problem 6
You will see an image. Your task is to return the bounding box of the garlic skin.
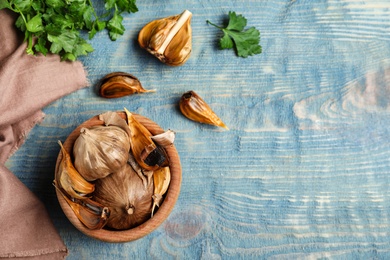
[93,163,154,230]
[73,126,130,181]
[138,10,192,66]
[179,90,229,130]
[128,151,153,189]
[99,111,131,137]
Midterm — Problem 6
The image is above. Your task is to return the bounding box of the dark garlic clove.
[124,108,169,171]
[142,145,168,168]
[99,72,154,99]
[55,185,110,230]
[151,166,171,217]
[57,140,95,199]
[179,90,229,130]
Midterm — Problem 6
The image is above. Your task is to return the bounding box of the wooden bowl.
[54,112,182,242]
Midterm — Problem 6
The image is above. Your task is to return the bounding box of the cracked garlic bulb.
[138,10,192,66]
[73,126,130,181]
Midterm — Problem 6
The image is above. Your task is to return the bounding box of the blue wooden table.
[6,0,390,258]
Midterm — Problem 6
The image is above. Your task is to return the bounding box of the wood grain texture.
[5,0,390,258]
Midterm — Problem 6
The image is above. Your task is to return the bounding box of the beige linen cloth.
[0,9,88,259]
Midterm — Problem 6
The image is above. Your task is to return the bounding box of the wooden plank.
[6,0,390,258]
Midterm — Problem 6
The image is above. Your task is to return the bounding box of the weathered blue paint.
[6,0,390,258]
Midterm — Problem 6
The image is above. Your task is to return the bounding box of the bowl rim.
[54,111,182,242]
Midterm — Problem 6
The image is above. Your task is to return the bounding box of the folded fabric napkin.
[0,9,88,259]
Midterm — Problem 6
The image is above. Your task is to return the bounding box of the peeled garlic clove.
[59,188,110,230]
[179,91,229,130]
[73,126,130,181]
[93,163,154,230]
[151,166,171,217]
[124,108,168,170]
[99,72,155,99]
[138,10,192,66]
[151,129,176,147]
[57,140,95,199]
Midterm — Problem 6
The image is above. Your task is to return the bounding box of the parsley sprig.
[0,0,138,61]
[207,11,262,58]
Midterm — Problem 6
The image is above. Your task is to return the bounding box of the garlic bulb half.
[73,126,130,181]
[138,10,192,66]
[93,163,154,230]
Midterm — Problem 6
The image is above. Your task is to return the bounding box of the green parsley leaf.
[0,1,10,9]
[45,0,64,10]
[15,15,26,32]
[226,11,247,32]
[207,11,262,58]
[12,0,32,12]
[31,1,43,12]
[107,12,125,41]
[26,14,44,33]
[115,0,138,13]
[89,20,107,40]
[83,5,95,30]
[47,30,79,53]
[73,40,94,57]
[2,0,138,61]
[48,14,74,30]
[104,0,117,10]
[96,20,107,31]
[61,53,76,62]
[220,33,234,49]
[34,37,49,56]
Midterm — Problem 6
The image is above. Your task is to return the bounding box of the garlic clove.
[124,108,168,170]
[138,10,192,66]
[57,140,95,199]
[60,189,110,230]
[142,145,169,168]
[151,129,176,147]
[179,90,229,130]
[99,72,155,99]
[151,166,171,217]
